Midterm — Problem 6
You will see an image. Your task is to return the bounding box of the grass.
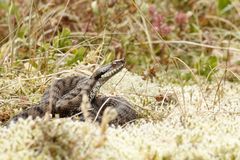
[0,0,240,159]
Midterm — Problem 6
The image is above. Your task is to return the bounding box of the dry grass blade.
[80,93,92,123]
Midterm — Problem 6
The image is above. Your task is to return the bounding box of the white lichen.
[0,69,240,159]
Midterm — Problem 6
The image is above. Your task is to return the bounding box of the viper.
[6,59,137,125]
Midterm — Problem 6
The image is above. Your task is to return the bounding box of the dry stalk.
[80,93,92,123]
[94,107,117,148]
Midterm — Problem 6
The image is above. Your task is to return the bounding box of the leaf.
[17,26,27,38]
[189,23,200,33]
[66,47,86,66]
[29,59,38,69]
[104,52,114,64]
[218,0,230,11]
[91,1,99,15]
[61,28,71,37]
[195,56,218,80]
[53,28,72,52]
[207,56,218,69]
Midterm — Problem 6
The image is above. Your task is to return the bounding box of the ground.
[0,68,240,160]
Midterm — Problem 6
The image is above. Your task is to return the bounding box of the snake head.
[91,59,125,84]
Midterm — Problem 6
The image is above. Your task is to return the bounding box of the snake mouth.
[101,62,124,79]
[91,58,125,84]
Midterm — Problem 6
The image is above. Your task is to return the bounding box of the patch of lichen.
[0,118,104,159]
[0,66,240,159]
[1,109,240,159]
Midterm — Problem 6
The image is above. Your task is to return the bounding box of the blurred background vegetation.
[0,0,239,83]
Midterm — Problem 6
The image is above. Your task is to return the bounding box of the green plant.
[195,56,218,80]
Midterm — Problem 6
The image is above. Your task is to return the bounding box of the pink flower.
[152,22,160,31]
[148,4,171,36]
[153,14,164,26]
[175,12,188,26]
[148,5,157,16]
[159,24,171,36]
